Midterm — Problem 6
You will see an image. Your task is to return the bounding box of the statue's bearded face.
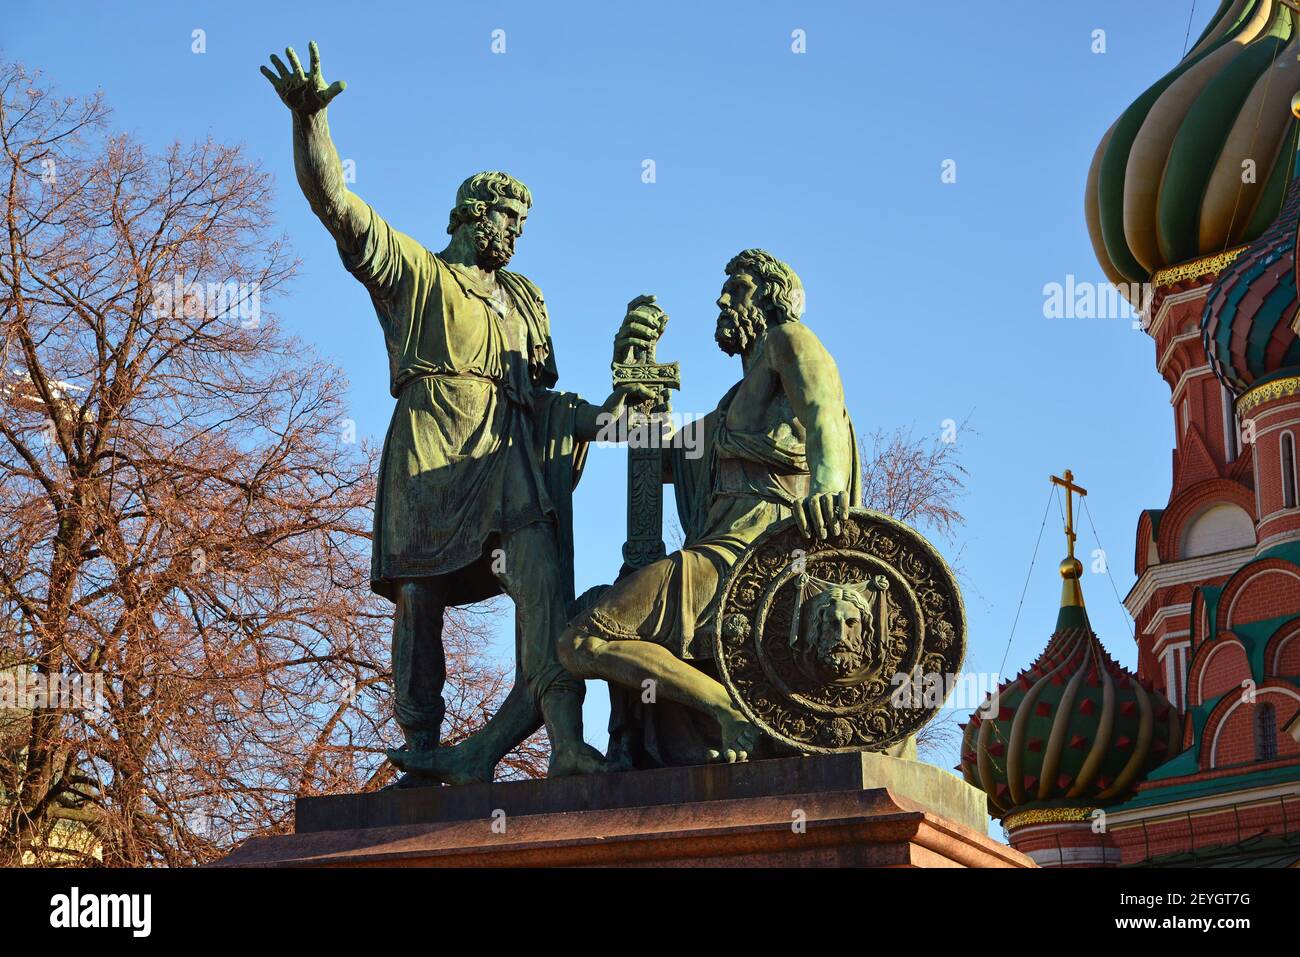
[471,198,528,271]
[806,593,871,679]
[715,271,767,356]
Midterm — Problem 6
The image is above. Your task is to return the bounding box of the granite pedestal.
[217,751,1029,867]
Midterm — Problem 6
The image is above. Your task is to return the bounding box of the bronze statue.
[557,250,858,763]
[262,42,964,782]
[261,42,658,782]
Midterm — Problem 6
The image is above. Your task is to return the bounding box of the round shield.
[712,508,966,754]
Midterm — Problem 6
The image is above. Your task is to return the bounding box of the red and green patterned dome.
[1202,158,1300,393]
[959,558,1181,820]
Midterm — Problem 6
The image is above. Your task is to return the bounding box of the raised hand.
[614,294,668,363]
[260,41,346,117]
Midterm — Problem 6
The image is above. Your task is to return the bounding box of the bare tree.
[860,423,970,763]
[0,61,539,868]
[859,422,969,543]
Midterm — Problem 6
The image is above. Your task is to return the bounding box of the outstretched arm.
[767,322,854,539]
[261,42,368,257]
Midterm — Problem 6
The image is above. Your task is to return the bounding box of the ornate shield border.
[712,507,967,754]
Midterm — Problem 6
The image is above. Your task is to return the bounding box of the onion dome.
[1086,1,1300,286]
[959,472,1181,821]
[1202,115,1300,393]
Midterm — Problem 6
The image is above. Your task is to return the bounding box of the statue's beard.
[818,636,865,678]
[472,220,515,271]
[715,304,767,356]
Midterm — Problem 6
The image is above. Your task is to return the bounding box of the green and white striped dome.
[1086,0,1300,284]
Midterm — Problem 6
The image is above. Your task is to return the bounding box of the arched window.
[1256,702,1278,761]
[1283,433,1298,509]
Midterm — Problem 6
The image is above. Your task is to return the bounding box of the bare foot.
[547,742,612,778]
[385,743,495,786]
[707,708,761,764]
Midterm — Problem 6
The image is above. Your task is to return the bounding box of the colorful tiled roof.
[1202,162,1300,392]
[1086,1,1300,286]
[959,559,1181,820]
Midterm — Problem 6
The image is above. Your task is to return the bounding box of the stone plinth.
[217,752,1031,868]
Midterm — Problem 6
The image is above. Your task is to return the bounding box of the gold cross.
[1050,469,1088,561]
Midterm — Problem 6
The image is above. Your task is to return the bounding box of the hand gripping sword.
[611,298,680,576]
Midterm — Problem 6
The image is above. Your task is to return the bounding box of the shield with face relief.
[713,508,965,753]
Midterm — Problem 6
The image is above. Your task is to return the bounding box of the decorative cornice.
[1105,777,1300,827]
[1144,285,1210,341]
[1168,362,1214,404]
[1151,248,1247,289]
[1236,375,1300,416]
[1003,806,1099,830]
[1256,526,1300,553]
[1153,632,1191,658]
[1144,602,1193,637]
[1124,546,1257,617]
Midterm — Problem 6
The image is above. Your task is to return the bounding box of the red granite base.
[219,785,1030,868]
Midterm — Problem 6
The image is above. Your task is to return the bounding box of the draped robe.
[340,203,587,606]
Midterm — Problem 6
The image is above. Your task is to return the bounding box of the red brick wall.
[1247,393,1300,542]
[1273,629,1300,676]
[1112,797,1300,864]
[1195,639,1250,705]
[1114,277,1300,866]
[1008,820,1118,867]
[1207,693,1300,768]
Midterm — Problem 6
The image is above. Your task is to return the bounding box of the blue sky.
[5,1,1210,774]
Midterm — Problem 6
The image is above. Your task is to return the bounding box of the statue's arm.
[261,43,371,260]
[573,399,608,442]
[768,323,853,538]
[291,111,370,256]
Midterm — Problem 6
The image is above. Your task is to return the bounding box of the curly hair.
[446,171,533,235]
[724,248,805,324]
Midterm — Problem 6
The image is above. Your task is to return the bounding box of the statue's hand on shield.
[794,490,852,541]
[260,41,347,117]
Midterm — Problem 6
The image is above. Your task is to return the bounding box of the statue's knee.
[557,628,582,672]
[559,629,603,675]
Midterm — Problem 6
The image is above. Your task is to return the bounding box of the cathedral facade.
[963,1,1300,866]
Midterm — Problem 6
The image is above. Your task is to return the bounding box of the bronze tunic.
[338,203,564,601]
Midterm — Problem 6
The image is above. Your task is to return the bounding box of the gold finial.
[1050,469,1088,608]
